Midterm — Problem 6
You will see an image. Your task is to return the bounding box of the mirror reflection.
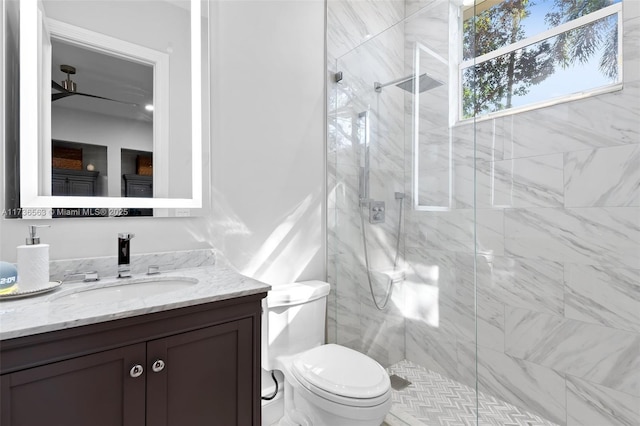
[8,0,205,218]
[41,0,190,201]
[51,41,154,197]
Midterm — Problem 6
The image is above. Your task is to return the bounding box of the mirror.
[14,0,206,217]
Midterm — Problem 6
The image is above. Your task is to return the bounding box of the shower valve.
[369,201,385,224]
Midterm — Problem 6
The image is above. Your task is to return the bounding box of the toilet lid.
[291,344,390,401]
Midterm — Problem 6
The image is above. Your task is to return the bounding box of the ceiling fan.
[51,64,139,107]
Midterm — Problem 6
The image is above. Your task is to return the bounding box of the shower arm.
[374,74,416,92]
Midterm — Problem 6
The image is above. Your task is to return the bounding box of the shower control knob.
[369,200,386,224]
[130,364,144,378]
[152,359,166,373]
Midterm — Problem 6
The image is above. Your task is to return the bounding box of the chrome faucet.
[117,233,135,278]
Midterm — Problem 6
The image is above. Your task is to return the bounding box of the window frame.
[458,1,624,122]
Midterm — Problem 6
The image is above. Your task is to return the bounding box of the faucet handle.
[84,271,100,282]
[63,270,100,283]
[147,264,173,275]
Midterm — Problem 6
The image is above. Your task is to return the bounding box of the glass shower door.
[328,2,480,424]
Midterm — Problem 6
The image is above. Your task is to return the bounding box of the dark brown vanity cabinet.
[0,294,265,426]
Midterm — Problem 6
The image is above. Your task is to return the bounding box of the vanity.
[0,264,270,426]
[0,1,257,422]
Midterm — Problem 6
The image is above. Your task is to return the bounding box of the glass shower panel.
[331,16,408,367]
[329,1,480,424]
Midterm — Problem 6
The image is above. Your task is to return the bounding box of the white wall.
[1,1,326,285]
[210,0,326,285]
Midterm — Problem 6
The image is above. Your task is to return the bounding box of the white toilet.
[262,280,391,426]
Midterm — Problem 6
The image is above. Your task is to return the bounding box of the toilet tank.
[262,281,331,371]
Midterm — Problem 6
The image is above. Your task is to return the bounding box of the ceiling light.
[145,104,154,111]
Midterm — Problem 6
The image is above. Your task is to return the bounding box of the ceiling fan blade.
[52,92,75,101]
[51,89,138,107]
[51,67,141,108]
[73,92,139,107]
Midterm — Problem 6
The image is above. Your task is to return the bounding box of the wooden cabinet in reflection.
[51,169,99,196]
[123,174,153,198]
[123,174,153,216]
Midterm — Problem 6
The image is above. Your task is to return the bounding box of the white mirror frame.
[19,0,202,210]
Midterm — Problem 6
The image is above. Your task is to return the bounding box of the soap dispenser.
[16,225,51,292]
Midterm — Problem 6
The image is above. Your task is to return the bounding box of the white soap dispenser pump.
[16,225,51,292]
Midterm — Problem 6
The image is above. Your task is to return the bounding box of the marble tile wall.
[327,0,408,347]
[328,0,408,366]
[328,0,639,425]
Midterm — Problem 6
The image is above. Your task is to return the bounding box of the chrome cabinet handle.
[152,359,165,373]
[130,364,144,378]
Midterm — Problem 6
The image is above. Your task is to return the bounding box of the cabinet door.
[51,176,67,196]
[67,178,95,196]
[146,318,255,426]
[0,343,146,426]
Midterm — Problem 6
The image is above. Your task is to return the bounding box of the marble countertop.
[0,264,271,340]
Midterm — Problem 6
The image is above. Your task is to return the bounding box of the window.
[460,0,623,120]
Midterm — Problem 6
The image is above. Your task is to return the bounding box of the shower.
[330,1,639,424]
[358,72,444,311]
[374,72,443,93]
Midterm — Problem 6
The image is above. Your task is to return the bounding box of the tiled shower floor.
[383,360,559,426]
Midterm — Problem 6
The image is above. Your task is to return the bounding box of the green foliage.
[547,1,618,78]
[463,0,619,119]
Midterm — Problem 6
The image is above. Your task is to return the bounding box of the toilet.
[262,281,391,426]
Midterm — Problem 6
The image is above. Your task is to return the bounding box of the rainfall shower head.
[374,73,443,93]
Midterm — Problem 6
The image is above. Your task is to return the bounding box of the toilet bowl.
[262,281,391,426]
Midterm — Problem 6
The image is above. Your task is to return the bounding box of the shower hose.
[359,193,404,310]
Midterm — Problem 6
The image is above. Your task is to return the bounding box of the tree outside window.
[461,0,622,119]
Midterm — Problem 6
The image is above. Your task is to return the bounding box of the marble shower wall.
[403,1,640,425]
[328,0,640,425]
[469,2,640,423]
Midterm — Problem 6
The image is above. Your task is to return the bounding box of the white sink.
[52,277,198,304]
